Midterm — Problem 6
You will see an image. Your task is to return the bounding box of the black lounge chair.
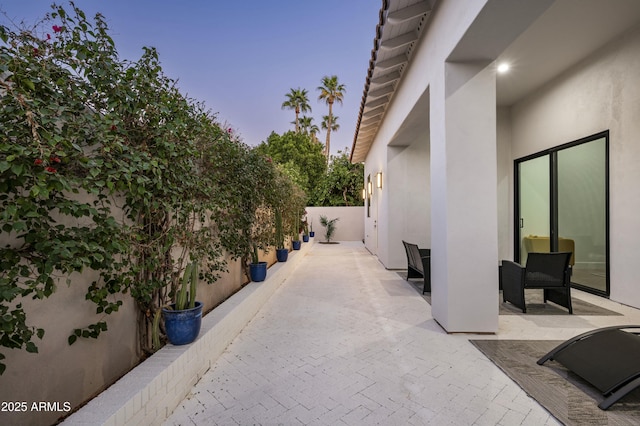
[501,252,573,313]
[402,240,430,293]
[538,325,640,410]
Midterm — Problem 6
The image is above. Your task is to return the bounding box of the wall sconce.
[362,188,366,200]
[376,172,382,189]
[367,181,373,197]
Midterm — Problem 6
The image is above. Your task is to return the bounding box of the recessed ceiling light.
[497,63,510,74]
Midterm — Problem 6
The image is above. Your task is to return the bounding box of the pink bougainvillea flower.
[50,156,61,163]
[46,33,51,40]
[227,128,232,133]
[45,166,57,173]
[34,159,43,166]
[52,25,63,33]
[33,48,39,56]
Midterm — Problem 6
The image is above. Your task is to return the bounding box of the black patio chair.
[538,325,640,409]
[402,240,431,293]
[501,252,573,313]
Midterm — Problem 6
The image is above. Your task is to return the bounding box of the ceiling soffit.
[351,0,436,163]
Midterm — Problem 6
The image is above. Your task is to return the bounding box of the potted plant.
[309,219,315,238]
[161,262,203,345]
[302,219,309,243]
[249,244,268,282]
[292,213,301,250]
[319,215,339,243]
[275,208,288,262]
[246,206,272,282]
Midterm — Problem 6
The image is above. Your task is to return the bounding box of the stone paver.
[164,242,559,425]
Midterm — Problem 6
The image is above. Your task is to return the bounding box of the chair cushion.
[525,271,564,287]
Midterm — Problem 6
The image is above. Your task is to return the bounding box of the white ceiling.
[497,0,640,106]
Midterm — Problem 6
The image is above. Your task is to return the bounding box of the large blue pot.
[250,262,267,282]
[309,231,315,237]
[292,240,301,250]
[276,248,288,262]
[162,301,202,345]
[302,235,309,243]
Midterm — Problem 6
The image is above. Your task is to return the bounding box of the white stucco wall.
[496,107,514,261]
[386,140,431,269]
[509,24,640,308]
[363,121,430,269]
[364,0,489,272]
[363,133,387,256]
[364,0,502,332]
[306,206,364,242]
[360,0,640,330]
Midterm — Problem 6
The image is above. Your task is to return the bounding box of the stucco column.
[430,62,499,333]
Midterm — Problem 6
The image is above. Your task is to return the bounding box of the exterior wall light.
[362,188,366,200]
[376,172,382,189]
[367,181,373,197]
[497,62,510,74]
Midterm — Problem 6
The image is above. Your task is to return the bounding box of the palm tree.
[299,116,321,143]
[321,116,339,154]
[321,115,339,131]
[299,116,314,134]
[309,123,320,143]
[281,88,311,133]
[317,75,345,159]
[321,114,339,135]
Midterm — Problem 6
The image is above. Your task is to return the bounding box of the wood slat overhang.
[350,0,436,163]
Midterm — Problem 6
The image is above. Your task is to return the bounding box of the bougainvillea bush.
[0,3,302,373]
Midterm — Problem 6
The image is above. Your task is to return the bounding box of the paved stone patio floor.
[164,241,640,425]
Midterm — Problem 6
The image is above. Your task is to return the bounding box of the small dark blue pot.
[250,262,267,282]
[276,248,289,262]
[162,301,203,345]
[292,240,301,250]
[309,231,315,237]
[302,235,309,242]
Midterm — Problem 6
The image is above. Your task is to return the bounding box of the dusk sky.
[0,1,381,156]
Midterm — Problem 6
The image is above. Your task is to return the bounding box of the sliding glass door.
[518,155,550,266]
[515,132,609,296]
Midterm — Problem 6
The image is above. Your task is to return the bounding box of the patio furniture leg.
[501,260,526,313]
[599,376,640,410]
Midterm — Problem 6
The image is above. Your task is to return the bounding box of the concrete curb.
[62,239,314,426]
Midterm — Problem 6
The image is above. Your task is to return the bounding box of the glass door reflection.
[557,137,608,293]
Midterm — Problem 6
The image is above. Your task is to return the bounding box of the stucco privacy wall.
[507,23,640,309]
[0,258,252,426]
[305,206,364,242]
[0,201,265,426]
[0,269,139,426]
[62,241,310,426]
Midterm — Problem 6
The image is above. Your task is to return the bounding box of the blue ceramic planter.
[162,301,202,345]
[302,235,309,243]
[250,262,267,282]
[292,240,301,250]
[276,248,288,262]
[309,231,315,237]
